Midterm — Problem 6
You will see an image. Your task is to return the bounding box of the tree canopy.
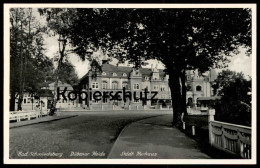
[10,8,55,110]
[39,8,252,125]
[212,70,251,126]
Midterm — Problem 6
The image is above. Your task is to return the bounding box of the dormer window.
[112,72,117,76]
[123,73,127,77]
[145,76,149,81]
[102,72,106,75]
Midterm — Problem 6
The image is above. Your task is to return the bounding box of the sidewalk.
[10,114,78,129]
[108,115,211,159]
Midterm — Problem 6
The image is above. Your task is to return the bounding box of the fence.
[208,109,251,159]
[9,110,48,122]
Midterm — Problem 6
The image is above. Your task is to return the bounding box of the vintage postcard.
[3,3,257,165]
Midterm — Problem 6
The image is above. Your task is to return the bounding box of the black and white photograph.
[3,3,256,164]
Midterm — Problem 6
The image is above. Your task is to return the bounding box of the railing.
[208,110,251,159]
[187,107,208,115]
[9,110,48,122]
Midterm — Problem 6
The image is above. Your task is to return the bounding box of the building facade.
[48,81,78,109]
[79,62,217,110]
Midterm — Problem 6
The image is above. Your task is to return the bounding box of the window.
[160,85,166,91]
[112,72,117,76]
[196,85,202,91]
[24,99,26,104]
[102,81,108,89]
[103,97,108,103]
[92,82,99,89]
[122,82,128,89]
[102,72,106,75]
[123,73,127,77]
[134,83,140,90]
[112,81,118,89]
[93,99,100,104]
[134,97,140,103]
[145,76,149,81]
[153,85,159,91]
[161,94,166,99]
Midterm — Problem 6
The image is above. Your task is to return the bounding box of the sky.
[44,35,252,79]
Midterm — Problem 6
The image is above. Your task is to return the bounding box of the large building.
[79,61,217,110]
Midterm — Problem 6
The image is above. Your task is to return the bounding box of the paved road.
[108,115,210,159]
[9,110,171,159]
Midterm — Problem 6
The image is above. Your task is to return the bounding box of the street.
[9,110,171,159]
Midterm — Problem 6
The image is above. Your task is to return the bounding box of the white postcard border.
[3,3,257,165]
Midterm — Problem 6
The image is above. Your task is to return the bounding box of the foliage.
[10,8,54,110]
[55,60,79,86]
[38,8,252,125]
[212,70,251,126]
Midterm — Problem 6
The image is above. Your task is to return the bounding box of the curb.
[10,115,78,129]
[107,114,170,158]
[58,109,172,112]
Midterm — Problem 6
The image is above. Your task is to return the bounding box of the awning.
[197,96,221,101]
[37,89,54,97]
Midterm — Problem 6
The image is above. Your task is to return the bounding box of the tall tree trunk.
[52,37,67,110]
[168,68,183,126]
[10,92,16,111]
[18,16,24,111]
[180,70,188,115]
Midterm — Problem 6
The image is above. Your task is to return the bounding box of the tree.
[38,8,78,108]
[55,60,79,86]
[10,8,54,111]
[39,8,251,125]
[212,70,251,126]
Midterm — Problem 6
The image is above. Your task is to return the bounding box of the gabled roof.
[48,81,74,91]
[80,63,167,80]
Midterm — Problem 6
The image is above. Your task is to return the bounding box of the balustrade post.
[208,109,215,145]
[192,126,195,136]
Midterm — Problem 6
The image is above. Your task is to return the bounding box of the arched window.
[196,85,202,91]
[112,81,118,89]
[134,83,140,90]
[102,81,108,89]
[122,82,128,89]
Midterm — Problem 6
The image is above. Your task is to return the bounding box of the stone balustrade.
[208,109,251,159]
